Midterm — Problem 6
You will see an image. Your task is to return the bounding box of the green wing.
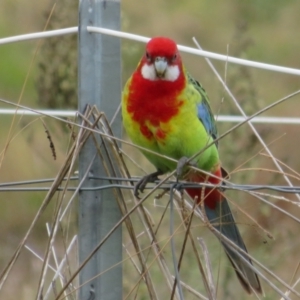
[187,73,218,147]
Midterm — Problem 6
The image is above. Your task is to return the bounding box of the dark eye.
[172,53,177,61]
[145,52,151,60]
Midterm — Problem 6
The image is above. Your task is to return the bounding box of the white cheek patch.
[141,64,156,80]
[141,64,180,82]
[164,65,180,81]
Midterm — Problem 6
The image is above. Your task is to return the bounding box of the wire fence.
[1,7,300,300]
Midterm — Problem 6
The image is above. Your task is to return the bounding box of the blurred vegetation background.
[0,0,300,299]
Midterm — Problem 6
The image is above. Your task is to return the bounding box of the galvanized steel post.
[78,0,122,299]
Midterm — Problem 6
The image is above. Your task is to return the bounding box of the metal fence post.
[78,1,122,299]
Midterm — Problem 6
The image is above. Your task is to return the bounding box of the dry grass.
[0,102,300,299]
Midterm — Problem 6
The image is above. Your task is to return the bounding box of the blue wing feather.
[197,102,216,140]
[187,72,218,146]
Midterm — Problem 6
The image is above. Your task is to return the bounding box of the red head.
[126,37,186,138]
[138,37,183,82]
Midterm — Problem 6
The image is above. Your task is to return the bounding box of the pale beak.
[154,57,168,77]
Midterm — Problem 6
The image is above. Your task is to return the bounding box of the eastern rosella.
[122,37,262,294]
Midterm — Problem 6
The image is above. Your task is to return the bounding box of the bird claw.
[176,156,190,178]
[134,170,162,198]
[173,182,185,192]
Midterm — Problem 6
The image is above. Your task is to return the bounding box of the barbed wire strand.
[0,176,300,193]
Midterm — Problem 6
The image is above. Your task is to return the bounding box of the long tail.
[186,172,262,294]
[204,197,262,294]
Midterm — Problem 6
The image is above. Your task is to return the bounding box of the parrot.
[122,36,262,294]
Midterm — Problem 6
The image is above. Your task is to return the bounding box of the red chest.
[126,72,185,135]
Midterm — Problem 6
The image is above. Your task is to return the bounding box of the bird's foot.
[134,170,163,198]
[176,156,195,179]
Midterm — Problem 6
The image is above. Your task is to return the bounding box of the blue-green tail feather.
[205,198,262,294]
